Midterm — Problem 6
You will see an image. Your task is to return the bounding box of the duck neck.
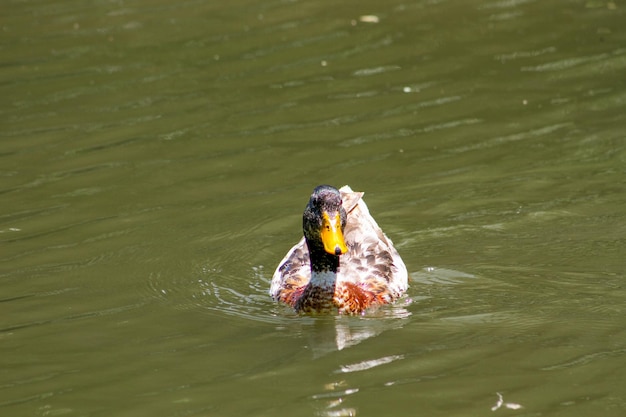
[306,243,341,293]
[295,245,340,313]
[292,240,343,313]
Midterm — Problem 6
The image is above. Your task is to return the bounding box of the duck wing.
[338,186,408,303]
[270,236,310,305]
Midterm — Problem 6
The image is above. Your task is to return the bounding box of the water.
[2,0,625,415]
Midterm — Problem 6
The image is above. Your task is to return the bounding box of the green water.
[2,0,625,416]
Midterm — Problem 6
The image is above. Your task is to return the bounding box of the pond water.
[1,0,625,416]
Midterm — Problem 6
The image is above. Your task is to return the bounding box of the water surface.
[2,0,625,416]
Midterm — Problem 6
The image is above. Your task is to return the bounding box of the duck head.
[303,185,348,257]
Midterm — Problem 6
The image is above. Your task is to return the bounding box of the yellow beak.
[321,212,348,255]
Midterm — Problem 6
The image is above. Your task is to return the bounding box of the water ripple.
[541,348,626,371]
[451,122,572,153]
[521,52,610,72]
[352,65,401,77]
[494,46,557,63]
[339,115,478,147]
[337,354,404,373]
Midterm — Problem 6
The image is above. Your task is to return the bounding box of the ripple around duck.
[145,260,281,324]
[144,251,415,356]
[147,259,414,325]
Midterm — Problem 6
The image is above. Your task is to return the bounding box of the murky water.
[2,0,625,416]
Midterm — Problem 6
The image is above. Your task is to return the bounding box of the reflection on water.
[305,313,410,356]
[338,354,404,374]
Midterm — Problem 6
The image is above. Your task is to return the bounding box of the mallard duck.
[270,185,408,314]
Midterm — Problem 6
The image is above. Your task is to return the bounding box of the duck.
[270,185,408,314]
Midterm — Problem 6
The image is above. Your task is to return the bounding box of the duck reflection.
[303,303,410,358]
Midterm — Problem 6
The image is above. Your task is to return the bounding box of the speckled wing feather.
[337,185,408,303]
[269,236,310,306]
